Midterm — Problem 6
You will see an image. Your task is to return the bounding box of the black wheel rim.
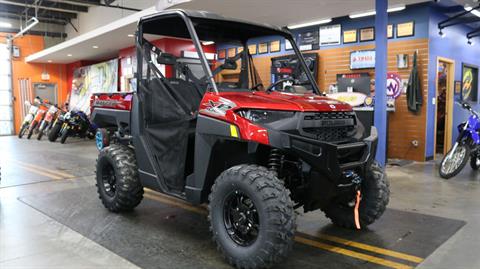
[223,190,259,247]
[102,163,117,197]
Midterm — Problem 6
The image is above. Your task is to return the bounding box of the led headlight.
[236,109,295,124]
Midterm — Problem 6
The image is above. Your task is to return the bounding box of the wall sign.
[248,44,257,55]
[387,72,402,99]
[350,50,376,69]
[258,42,269,54]
[388,24,394,39]
[319,24,341,46]
[218,49,226,59]
[397,54,409,69]
[237,47,244,53]
[270,40,281,52]
[360,27,375,42]
[397,21,414,38]
[227,47,236,58]
[297,30,319,50]
[455,80,462,95]
[462,63,479,102]
[343,29,357,44]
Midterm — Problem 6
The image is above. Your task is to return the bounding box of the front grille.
[301,112,356,143]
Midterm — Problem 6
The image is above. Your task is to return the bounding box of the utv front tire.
[324,160,389,229]
[96,144,143,212]
[208,165,296,269]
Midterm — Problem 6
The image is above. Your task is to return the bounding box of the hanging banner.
[70,59,118,114]
[387,72,402,99]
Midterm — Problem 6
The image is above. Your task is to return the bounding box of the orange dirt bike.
[18,97,42,139]
[37,104,60,140]
[26,100,50,139]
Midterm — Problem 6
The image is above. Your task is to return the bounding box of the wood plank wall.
[251,38,429,161]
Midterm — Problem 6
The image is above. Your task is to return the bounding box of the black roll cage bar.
[135,9,321,95]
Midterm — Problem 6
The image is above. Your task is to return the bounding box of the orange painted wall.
[0,33,68,134]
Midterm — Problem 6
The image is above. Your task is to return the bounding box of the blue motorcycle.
[58,110,97,144]
[440,102,480,179]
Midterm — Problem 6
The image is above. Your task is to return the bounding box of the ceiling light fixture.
[92,45,99,49]
[47,60,52,63]
[287,18,332,29]
[349,5,406,19]
[202,41,215,45]
[127,34,134,37]
[0,21,12,28]
[67,54,72,57]
[465,5,480,18]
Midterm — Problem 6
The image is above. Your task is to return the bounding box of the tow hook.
[338,170,362,189]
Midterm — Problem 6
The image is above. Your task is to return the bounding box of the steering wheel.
[250,83,264,91]
[266,78,296,92]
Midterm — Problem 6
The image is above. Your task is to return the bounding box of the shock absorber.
[268,148,282,174]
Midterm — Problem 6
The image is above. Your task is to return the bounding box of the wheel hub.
[223,191,259,246]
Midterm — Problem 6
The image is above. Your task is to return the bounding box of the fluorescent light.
[0,21,12,28]
[349,5,406,19]
[47,60,52,63]
[127,34,134,37]
[67,54,72,57]
[202,41,215,45]
[287,18,332,29]
[465,5,480,18]
[349,11,376,19]
[92,45,99,49]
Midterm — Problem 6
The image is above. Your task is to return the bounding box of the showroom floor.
[0,136,479,269]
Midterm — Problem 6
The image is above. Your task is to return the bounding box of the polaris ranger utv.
[91,9,389,269]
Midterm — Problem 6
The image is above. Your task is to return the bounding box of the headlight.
[236,109,295,124]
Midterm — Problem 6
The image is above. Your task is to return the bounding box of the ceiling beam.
[0,27,67,38]
[0,12,68,25]
[0,3,77,20]
[49,0,101,6]
[0,0,88,13]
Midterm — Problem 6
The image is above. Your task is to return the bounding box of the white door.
[0,43,13,135]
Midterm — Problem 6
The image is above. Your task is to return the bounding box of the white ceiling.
[27,0,437,64]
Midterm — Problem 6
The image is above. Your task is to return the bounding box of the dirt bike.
[18,97,41,138]
[26,101,50,139]
[58,110,96,144]
[439,102,480,179]
[37,104,59,140]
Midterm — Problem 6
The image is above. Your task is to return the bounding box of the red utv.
[91,9,389,269]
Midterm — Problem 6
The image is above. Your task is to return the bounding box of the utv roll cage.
[136,9,321,95]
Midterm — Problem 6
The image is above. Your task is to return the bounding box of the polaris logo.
[329,104,336,109]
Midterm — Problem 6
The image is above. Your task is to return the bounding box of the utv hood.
[219,91,352,112]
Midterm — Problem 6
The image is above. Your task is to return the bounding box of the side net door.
[137,40,197,191]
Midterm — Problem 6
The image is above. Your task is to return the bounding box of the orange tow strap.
[354,190,362,230]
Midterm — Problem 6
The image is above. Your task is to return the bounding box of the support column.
[374,0,388,166]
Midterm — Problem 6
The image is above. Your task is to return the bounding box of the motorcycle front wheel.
[60,128,69,144]
[27,121,38,139]
[18,123,28,138]
[37,121,46,140]
[439,143,470,179]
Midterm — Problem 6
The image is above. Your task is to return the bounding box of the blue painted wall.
[217,4,430,58]
[426,5,480,158]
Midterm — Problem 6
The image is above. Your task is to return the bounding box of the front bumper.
[268,126,378,181]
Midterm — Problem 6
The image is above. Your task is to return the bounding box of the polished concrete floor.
[0,135,479,269]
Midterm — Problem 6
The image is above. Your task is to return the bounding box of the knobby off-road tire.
[324,160,389,229]
[37,122,46,140]
[18,124,28,138]
[48,122,62,142]
[208,165,296,269]
[96,144,143,212]
[60,129,69,144]
[439,144,470,179]
[27,121,38,139]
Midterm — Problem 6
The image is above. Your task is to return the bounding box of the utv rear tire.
[324,160,389,229]
[96,144,143,212]
[48,122,61,142]
[208,165,296,269]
